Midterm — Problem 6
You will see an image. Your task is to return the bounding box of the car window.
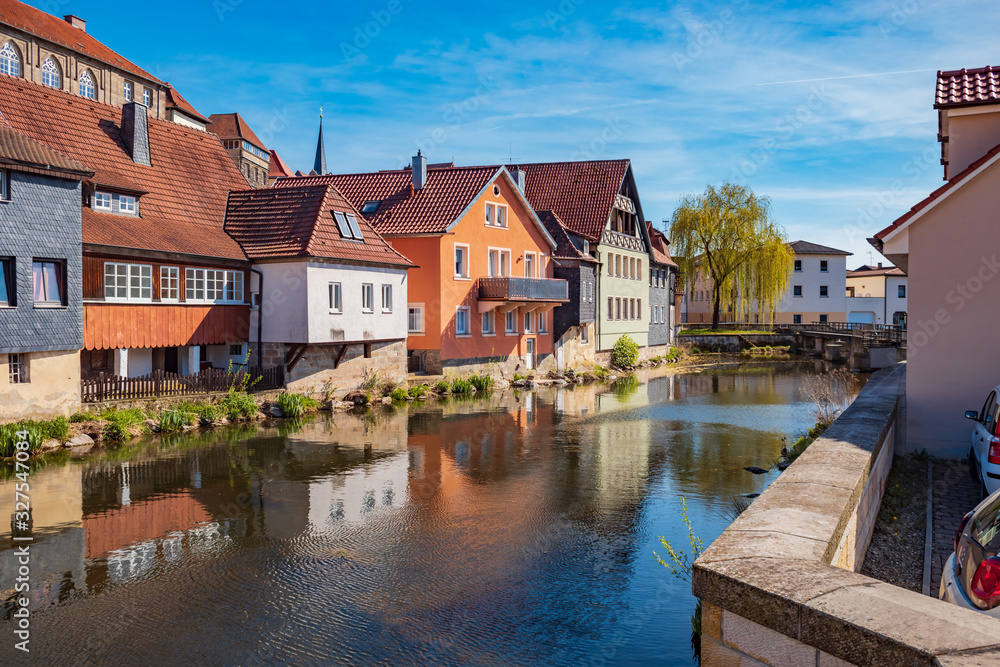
[984,392,997,427]
[973,495,1000,551]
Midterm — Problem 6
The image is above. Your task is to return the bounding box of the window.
[94,192,112,210]
[794,259,802,272]
[488,249,510,277]
[581,324,589,345]
[333,211,352,238]
[793,314,802,324]
[381,284,392,312]
[454,245,469,278]
[362,201,380,213]
[505,311,517,334]
[496,205,507,228]
[793,285,802,297]
[482,311,495,335]
[637,259,642,279]
[160,266,178,300]
[229,344,243,355]
[524,252,535,278]
[523,312,532,333]
[485,203,508,227]
[329,282,342,313]
[345,214,364,240]
[820,260,828,273]
[185,267,205,301]
[78,70,95,99]
[123,80,133,101]
[630,298,636,320]
[607,297,613,320]
[0,258,13,306]
[538,312,547,333]
[615,255,621,277]
[615,297,621,320]
[637,298,642,320]
[0,42,20,77]
[143,88,152,107]
[362,284,374,312]
[847,286,855,297]
[225,271,243,302]
[8,353,27,384]
[456,307,470,335]
[119,195,136,214]
[606,257,613,276]
[184,269,243,303]
[485,204,492,226]
[32,260,64,304]
[41,57,60,88]
[819,285,828,298]
[408,305,424,333]
[819,314,828,323]
[0,168,8,199]
[898,285,906,298]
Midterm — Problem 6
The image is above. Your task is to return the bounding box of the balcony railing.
[478,276,569,302]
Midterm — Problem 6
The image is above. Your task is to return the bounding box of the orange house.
[303,157,569,376]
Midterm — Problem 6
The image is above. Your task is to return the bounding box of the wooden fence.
[81,366,285,403]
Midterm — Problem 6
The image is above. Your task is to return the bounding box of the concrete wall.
[0,349,80,420]
[778,253,848,321]
[306,261,408,343]
[257,262,308,344]
[695,365,1000,665]
[268,339,407,398]
[945,106,1000,178]
[886,275,907,323]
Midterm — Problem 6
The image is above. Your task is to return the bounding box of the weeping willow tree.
[669,183,793,329]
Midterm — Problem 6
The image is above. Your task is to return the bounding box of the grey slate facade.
[0,170,83,353]
[553,262,597,343]
[648,263,673,346]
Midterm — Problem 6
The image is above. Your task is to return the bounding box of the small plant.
[450,378,473,395]
[177,400,219,422]
[0,423,44,457]
[434,380,451,393]
[69,411,91,423]
[38,416,69,441]
[276,392,312,418]
[361,367,381,393]
[158,410,194,433]
[512,372,527,382]
[379,380,398,397]
[592,365,607,380]
[654,498,705,583]
[390,387,409,403]
[408,385,428,399]
[611,335,639,369]
[219,390,260,421]
[100,407,147,443]
[469,374,493,392]
[667,347,681,361]
[690,346,702,355]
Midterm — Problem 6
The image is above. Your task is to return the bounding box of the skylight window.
[333,211,352,238]
[362,201,380,213]
[346,214,364,240]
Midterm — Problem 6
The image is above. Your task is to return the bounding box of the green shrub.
[408,385,428,399]
[512,372,527,382]
[611,335,639,369]
[667,346,681,361]
[379,381,398,397]
[38,416,69,441]
[69,411,90,423]
[690,346,702,355]
[469,374,493,392]
[434,380,451,393]
[100,408,147,442]
[390,387,409,403]
[276,392,313,418]
[219,390,259,421]
[593,365,607,380]
[450,378,473,395]
[177,400,219,421]
[158,410,194,433]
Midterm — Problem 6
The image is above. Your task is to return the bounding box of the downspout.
[250,267,264,369]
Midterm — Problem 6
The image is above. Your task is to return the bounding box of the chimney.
[411,150,427,191]
[513,169,526,192]
[121,102,151,166]
[64,15,86,32]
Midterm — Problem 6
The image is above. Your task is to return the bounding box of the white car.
[940,489,1000,615]
[965,386,1000,496]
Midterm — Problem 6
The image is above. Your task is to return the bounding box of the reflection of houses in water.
[307,454,410,528]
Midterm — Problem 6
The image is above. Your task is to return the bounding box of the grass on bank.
[679,329,778,336]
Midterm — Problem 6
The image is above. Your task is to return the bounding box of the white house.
[225,181,415,396]
[845,264,907,327]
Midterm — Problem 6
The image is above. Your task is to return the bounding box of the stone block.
[701,637,768,666]
[703,601,722,640]
[722,611,818,667]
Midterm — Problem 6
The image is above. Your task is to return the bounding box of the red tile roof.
[225,182,414,267]
[874,140,1000,240]
[165,85,209,124]
[0,121,92,178]
[936,66,1000,109]
[279,166,501,236]
[0,76,249,260]
[268,150,294,180]
[0,0,163,84]
[509,160,630,241]
[538,210,597,263]
[207,113,267,151]
[647,223,677,268]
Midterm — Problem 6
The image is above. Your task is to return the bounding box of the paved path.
[930,457,982,596]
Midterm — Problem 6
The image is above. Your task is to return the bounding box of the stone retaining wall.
[694,363,1000,665]
[679,333,797,353]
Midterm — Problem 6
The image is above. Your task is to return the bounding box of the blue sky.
[34,0,1000,264]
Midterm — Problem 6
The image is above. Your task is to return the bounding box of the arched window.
[41,57,60,88]
[0,42,20,77]
[78,70,95,99]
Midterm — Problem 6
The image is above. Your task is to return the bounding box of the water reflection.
[0,362,839,665]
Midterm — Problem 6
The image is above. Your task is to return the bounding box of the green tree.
[670,183,793,329]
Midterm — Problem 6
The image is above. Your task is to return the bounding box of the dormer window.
[0,42,20,77]
[142,88,152,107]
[78,70,95,99]
[119,195,136,214]
[123,80,133,101]
[41,57,60,89]
[333,210,364,240]
[94,192,112,210]
[362,201,380,213]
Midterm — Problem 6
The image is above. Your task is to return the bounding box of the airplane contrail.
[757,68,938,86]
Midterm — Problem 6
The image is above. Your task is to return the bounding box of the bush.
[101,408,147,442]
[38,416,69,441]
[593,365,607,380]
[611,335,639,369]
[434,380,451,393]
[219,390,260,421]
[390,387,409,403]
[158,410,194,433]
[408,385,428,399]
[667,346,680,361]
[69,411,91,423]
[450,378,473,395]
[379,381,398,397]
[177,400,219,422]
[276,392,313,418]
[469,374,493,392]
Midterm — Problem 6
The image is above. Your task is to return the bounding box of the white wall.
[846,274,886,298]
[206,343,247,369]
[777,254,848,317]
[306,261,408,343]
[846,296,884,323]
[127,348,152,378]
[886,275,908,321]
[257,262,310,344]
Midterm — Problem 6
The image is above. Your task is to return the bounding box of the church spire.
[313,105,327,175]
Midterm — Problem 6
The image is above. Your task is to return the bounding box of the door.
[556,338,564,370]
[525,339,535,370]
[164,347,179,374]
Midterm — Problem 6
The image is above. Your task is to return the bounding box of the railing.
[784,321,905,347]
[600,229,644,251]
[81,366,285,402]
[677,322,782,332]
[478,277,569,301]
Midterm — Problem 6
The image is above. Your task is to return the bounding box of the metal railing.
[478,276,569,301]
[785,322,905,347]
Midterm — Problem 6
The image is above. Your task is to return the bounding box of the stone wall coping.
[693,364,1000,664]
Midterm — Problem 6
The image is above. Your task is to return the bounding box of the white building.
[845,264,907,327]
[225,182,415,396]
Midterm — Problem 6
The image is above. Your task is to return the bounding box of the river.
[0,361,837,666]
